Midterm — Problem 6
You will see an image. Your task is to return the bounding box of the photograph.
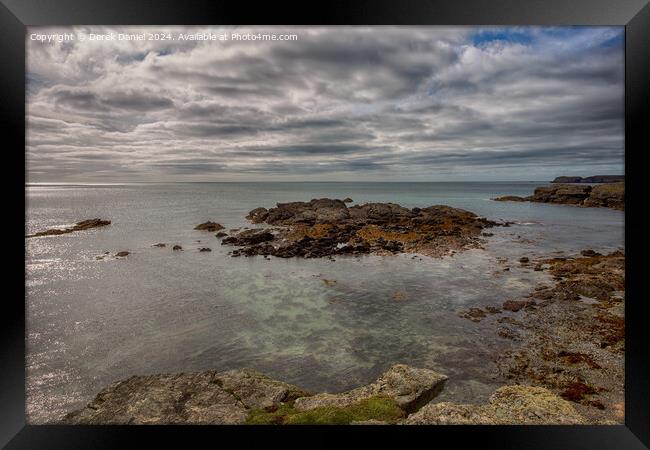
[23,25,629,426]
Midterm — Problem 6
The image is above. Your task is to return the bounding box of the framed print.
[1,0,649,448]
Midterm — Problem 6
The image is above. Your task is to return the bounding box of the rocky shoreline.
[220,199,499,258]
[62,364,586,425]
[457,250,625,424]
[493,182,624,210]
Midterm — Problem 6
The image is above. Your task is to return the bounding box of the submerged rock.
[152,243,166,248]
[172,245,183,251]
[194,221,225,232]
[27,218,111,238]
[198,248,211,252]
[115,251,130,257]
[405,385,585,425]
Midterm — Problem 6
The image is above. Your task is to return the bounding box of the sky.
[26,26,624,182]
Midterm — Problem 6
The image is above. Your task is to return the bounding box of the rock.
[27,218,111,238]
[531,184,592,205]
[194,221,224,232]
[152,243,166,248]
[172,245,183,251]
[493,182,624,210]
[492,196,527,202]
[343,197,353,203]
[63,371,250,425]
[199,248,211,252]
[215,231,228,238]
[519,257,529,263]
[221,229,275,246]
[215,368,311,409]
[246,208,269,224]
[405,385,585,424]
[293,364,447,414]
[115,251,130,257]
[580,249,601,257]
[583,183,624,210]
[458,308,487,322]
[502,300,533,312]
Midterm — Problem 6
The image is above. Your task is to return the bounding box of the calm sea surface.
[25,182,624,423]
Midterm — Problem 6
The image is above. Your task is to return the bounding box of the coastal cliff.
[551,175,624,184]
[493,182,624,210]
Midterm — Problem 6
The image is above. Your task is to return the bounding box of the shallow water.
[25,182,624,423]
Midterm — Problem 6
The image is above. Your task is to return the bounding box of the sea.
[25,182,624,423]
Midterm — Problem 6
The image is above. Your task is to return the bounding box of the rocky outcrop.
[63,369,309,425]
[63,365,588,425]
[552,175,624,184]
[293,365,447,414]
[405,385,585,425]
[194,221,224,232]
[225,199,498,259]
[27,218,111,238]
[493,183,623,210]
[62,365,442,425]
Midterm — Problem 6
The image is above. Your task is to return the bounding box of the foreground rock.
[27,218,111,238]
[224,199,498,258]
[493,183,623,210]
[63,364,587,425]
[552,175,624,184]
[405,386,585,424]
[63,369,311,425]
[293,365,447,413]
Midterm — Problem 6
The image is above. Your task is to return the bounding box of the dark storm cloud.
[26,26,624,182]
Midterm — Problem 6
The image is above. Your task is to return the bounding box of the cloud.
[26,26,624,182]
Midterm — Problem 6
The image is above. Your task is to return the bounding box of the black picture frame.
[2,1,648,448]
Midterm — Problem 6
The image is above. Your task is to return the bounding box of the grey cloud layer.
[26,26,623,181]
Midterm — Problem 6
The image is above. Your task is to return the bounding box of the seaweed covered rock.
[223,199,498,259]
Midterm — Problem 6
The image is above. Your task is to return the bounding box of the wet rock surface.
[457,250,625,423]
[225,199,498,258]
[27,218,111,238]
[493,183,624,210]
